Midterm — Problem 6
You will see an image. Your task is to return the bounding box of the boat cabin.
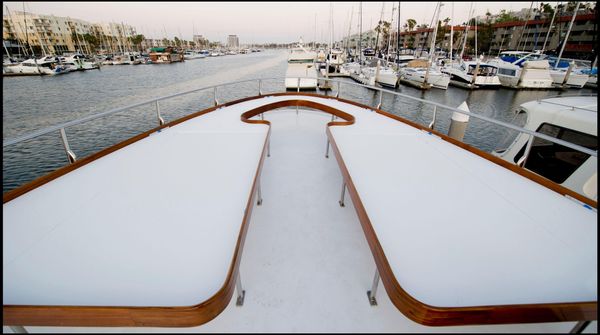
[493,96,597,200]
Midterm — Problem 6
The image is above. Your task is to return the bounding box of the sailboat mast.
[22,2,34,56]
[111,23,123,53]
[396,1,400,63]
[374,2,385,57]
[429,2,441,62]
[541,4,558,53]
[450,2,453,62]
[515,2,534,52]
[359,1,362,65]
[474,16,477,58]
[5,5,29,57]
[555,1,580,69]
[329,3,333,51]
[387,3,396,59]
[314,13,317,49]
[3,40,12,60]
[346,7,353,53]
[459,3,473,61]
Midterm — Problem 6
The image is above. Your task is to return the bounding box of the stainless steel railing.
[3,77,598,165]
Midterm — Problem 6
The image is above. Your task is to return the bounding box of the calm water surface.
[3,49,595,192]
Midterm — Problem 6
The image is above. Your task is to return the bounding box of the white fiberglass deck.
[329,104,597,307]
[3,94,597,332]
[3,101,269,307]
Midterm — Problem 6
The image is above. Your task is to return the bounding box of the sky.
[4,2,564,44]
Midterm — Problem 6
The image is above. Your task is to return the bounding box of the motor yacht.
[3,57,68,76]
[3,57,20,74]
[441,59,501,89]
[549,66,590,88]
[362,47,375,57]
[2,78,597,333]
[486,58,554,89]
[184,50,207,60]
[493,95,597,200]
[285,39,317,90]
[61,53,100,71]
[499,50,545,66]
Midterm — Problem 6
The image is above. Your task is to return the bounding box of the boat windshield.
[288,59,314,64]
[493,110,528,153]
[467,65,498,76]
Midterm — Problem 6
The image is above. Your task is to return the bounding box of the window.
[498,68,516,76]
[513,123,597,183]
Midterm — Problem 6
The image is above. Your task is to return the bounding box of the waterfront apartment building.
[341,30,378,49]
[489,12,596,59]
[397,25,476,55]
[193,34,207,47]
[227,34,239,49]
[339,9,596,61]
[3,11,137,56]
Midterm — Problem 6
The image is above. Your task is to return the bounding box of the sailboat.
[345,2,376,86]
[399,2,450,89]
[371,2,400,88]
[547,2,589,88]
[4,6,67,76]
[441,4,501,89]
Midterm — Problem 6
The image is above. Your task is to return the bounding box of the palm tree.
[82,33,99,53]
[485,11,492,23]
[129,34,145,52]
[374,20,392,52]
[539,2,554,18]
[406,18,417,32]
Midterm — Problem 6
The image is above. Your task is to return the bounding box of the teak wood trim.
[3,95,271,327]
[326,126,597,326]
[3,93,596,328]
[3,95,355,328]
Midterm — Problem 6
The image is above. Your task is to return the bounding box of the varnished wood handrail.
[3,95,357,328]
[326,126,597,326]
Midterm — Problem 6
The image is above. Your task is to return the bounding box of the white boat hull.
[491,60,554,89]
[550,71,589,88]
[442,63,502,89]
[400,68,450,89]
[284,77,318,89]
[285,62,318,89]
[376,69,399,88]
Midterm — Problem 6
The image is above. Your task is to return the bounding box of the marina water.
[3,49,595,193]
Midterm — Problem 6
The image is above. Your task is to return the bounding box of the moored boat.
[487,58,554,89]
[441,59,501,89]
[3,57,68,76]
[285,39,317,90]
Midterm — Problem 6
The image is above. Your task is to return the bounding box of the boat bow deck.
[3,94,597,331]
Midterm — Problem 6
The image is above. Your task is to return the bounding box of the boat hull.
[550,71,589,88]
